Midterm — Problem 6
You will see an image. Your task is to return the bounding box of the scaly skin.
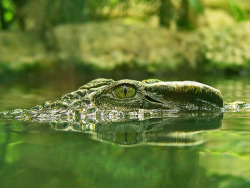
[0,78,225,122]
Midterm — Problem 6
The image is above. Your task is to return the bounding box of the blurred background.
[0,0,249,84]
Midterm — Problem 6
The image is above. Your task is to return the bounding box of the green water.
[0,77,249,188]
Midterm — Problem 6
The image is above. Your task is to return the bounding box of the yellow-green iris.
[114,85,135,99]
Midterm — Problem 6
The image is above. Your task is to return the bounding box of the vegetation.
[0,0,249,80]
[0,0,246,30]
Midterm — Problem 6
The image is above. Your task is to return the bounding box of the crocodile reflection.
[51,113,223,146]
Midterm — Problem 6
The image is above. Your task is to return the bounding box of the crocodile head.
[61,78,223,112]
[0,78,223,121]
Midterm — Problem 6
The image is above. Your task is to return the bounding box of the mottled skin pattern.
[0,78,225,122]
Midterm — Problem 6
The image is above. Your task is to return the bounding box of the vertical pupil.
[123,86,128,96]
[115,85,135,98]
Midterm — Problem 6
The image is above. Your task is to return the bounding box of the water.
[0,77,249,188]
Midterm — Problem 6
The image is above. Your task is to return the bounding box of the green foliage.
[227,0,246,21]
[187,0,246,22]
[0,0,248,31]
[2,0,14,21]
[108,0,120,7]
[188,0,203,14]
[0,0,15,29]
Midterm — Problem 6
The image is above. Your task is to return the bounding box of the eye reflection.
[114,85,136,99]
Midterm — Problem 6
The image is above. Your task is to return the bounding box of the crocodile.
[0,78,248,123]
[1,78,248,146]
[0,78,225,120]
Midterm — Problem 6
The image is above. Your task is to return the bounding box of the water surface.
[0,77,249,188]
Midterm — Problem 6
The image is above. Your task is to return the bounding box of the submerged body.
[0,78,225,122]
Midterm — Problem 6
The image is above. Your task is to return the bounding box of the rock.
[54,21,187,72]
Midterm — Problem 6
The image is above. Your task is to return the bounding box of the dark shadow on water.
[49,113,223,147]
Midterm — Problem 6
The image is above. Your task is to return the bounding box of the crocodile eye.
[114,85,135,99]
